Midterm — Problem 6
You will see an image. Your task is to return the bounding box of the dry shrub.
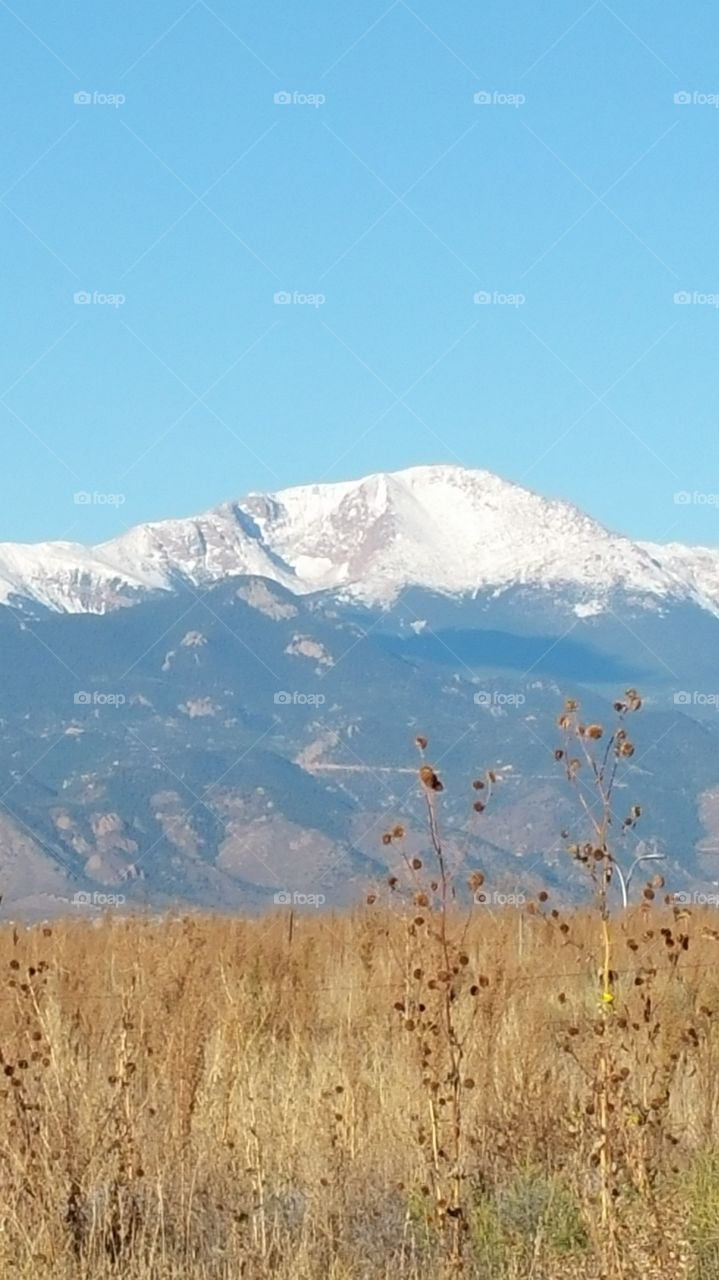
[0,903,710,1278]
[0,691,712,1278]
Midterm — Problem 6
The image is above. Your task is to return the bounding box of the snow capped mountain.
[1,465,718,616]
[0,541,157,613]
[639,540,719,618]
[98,503,300,597]
[237,466,691,604]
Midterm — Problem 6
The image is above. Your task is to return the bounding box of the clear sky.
[2,0,718,548]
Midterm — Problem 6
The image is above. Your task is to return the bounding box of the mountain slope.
[1,466,718,616]
[0,541,159,613]
[641,540,719,618]
[0,571,717,915]
[238,467,689,603]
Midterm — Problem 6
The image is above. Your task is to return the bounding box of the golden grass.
[0,905,715,1277]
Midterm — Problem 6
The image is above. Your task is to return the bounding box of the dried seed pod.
[419,765,444,792]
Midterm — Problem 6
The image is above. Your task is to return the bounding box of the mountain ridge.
[1,464,718,616]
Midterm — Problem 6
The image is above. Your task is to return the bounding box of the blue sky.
[2,0,718,547]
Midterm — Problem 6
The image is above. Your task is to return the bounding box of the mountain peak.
[0,465,717,616]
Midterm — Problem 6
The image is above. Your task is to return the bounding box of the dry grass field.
[0,696,716,1279]
[0,902,718,1279]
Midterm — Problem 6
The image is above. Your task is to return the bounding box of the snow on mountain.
[100,465,717,613]
[239,466,688,604]
[1,466,718,616]
[0,541,158,613]
[98,504,300,596]
[639,541,719,618]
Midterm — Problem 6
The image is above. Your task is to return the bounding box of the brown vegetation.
[0,903,715,1278]
[0,689,715,1278]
